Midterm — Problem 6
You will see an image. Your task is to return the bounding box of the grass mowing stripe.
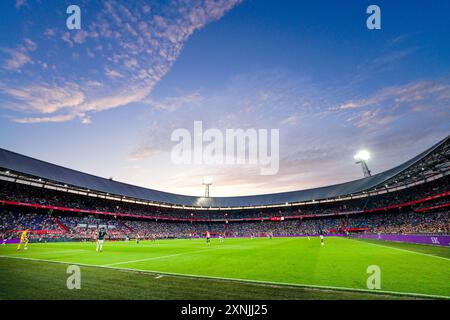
[348,238,450,261]
[102,244,242,266]
[0,257,409,300]
[1,255,448,300]
[2,238,448,298]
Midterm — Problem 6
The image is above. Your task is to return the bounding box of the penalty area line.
[0,255,448,300]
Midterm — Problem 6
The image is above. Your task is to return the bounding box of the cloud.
[124,58,138,69]
[129,145,163,161]
[12,112,93,124]
[147,91,204,112]
[15,0,26,9]
[353,109,397,129]
[78,85,152,113]
[332,79,450,134]
[280,115,298,125]
[336,81,450,111]
[2,81,158,123]
[2,38,37,70]
[1,0,243,123]
[370,47,417,70]
[13,114,78,124]
[346,45,419,88]
[105,68,123,79]
[129,69,329,166]
[44,28,56,38]
[125,70,450,196]
[0,82,86,114]
[72,30,90,45]
[148,144,352,196]
[61,32,73,47]
[2,50,31,70]
[80,115,92,124]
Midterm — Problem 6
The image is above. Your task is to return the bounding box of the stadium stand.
[0,135,449,241]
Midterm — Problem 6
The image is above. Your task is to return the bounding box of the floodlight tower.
[202,176,213,198]
[354,150,372,177]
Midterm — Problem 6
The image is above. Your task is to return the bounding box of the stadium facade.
[0,135,448,243]
[0,135,449,210]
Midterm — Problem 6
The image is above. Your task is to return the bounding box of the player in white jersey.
[319,230,325,246]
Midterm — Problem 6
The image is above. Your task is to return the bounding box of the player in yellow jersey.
[17,229,29,251]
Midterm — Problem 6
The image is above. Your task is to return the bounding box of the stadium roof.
[0,135,448,208]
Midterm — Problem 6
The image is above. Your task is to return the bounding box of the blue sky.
[0,0,449,196]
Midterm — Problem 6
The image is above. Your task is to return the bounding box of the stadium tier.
[0,135,449,208]
[0,136,449,241]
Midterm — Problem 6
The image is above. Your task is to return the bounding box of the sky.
[0,0,449,197]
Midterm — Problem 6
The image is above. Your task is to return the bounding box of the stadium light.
[354,150,372,177]
[354,150,370,161]
[202,176,213,185]
[202,176,213,198]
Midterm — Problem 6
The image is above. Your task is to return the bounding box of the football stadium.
[0,135,449,300]
[1,0,450,309]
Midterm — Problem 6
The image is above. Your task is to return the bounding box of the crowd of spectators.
[0,211,59,232]
[0,175,448,220]
[0,207,448,242]
[0,173,448,241]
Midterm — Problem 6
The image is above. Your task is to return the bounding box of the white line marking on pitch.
[0,255,448,300]
[155,275,164,279]
[349,238,450,261]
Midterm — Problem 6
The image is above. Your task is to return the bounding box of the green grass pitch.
[0,237,449,300]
